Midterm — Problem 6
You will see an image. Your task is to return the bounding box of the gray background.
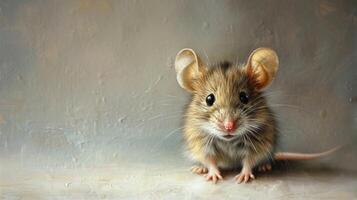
[0,0,356,198]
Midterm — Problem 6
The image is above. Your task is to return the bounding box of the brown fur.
[183,63,278,169]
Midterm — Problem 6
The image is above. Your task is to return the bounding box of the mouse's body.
[174,48,339,183]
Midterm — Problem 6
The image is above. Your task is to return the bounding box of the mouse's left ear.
[245,48,279,90]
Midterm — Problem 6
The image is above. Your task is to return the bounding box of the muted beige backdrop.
[0,0,356,199]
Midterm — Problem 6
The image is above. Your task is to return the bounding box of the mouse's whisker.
[242,102,267,116]
[268,104,316,115]
[262,90,285,97]
[161,103,184,107]
[240,99,265,116]
[248,116,300,136]
[244,106,270,114]
[158,98,184,103]
[151,126,184,152]
[204,135,211,150]
[241,133,249,146]
[164,126,184,139]
[263,89,299,97]
[157,99,186,105]
[202,48,212,65]
[154,115,182,120]
[246,96,266,107]
[155,97,187,105]
[245,125,261,136]
[245,134,258,153]
[244,128,269,154]
[246,118,266,123]
[269,104,306,110]
[134,113,184,127]
[160,98,187,103]
[164,94,188,100]
[263,93,302,99]
[247,132,264,145]
[245,102,312,116]
[262,92,320,104]
[204,135,215,151]
[247,124,263,131]
[150,111,184,119]
[242,134,250,152]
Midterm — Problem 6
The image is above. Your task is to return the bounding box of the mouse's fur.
[183,62,277,169]
[174,48,339,183]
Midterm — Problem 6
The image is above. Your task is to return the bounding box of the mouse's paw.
[204,169,223,184]
[257,163,272,172]
[234,169,255,184]
[190,165,208,175]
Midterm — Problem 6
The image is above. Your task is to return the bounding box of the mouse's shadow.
[219,161,357,180]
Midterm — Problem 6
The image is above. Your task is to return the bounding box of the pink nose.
[224,121,236,132]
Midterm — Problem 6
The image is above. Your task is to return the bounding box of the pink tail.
[274,146,341,161]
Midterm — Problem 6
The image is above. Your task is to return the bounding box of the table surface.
[1,162,356,200]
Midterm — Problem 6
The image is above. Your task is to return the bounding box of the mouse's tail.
[274,145,342,161]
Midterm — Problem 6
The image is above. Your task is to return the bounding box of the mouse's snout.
[219,119,237,133]
[215,111,238,134]
[224,121,236,132]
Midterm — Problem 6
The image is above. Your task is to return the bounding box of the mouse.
[174,47,340,184]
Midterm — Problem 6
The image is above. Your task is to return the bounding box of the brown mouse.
[174,48,340,184]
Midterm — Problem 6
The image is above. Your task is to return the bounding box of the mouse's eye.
[239,91,249,104]
[206,93,215,106]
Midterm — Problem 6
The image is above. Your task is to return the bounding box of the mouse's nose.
[223,121,236,132]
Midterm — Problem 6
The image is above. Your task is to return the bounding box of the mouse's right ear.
[175,48,207,92]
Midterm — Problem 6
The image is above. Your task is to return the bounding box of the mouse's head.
[175,48,279,141]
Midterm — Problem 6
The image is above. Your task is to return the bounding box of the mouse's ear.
[175,48,207,92]
[245,48,279,90]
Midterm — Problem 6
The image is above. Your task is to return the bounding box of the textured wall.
[0,0,356,173]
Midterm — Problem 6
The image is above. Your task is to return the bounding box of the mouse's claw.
[234,169,255,184]
[204,169,223,184]
[257,163,272,172]
[190,165,208,175]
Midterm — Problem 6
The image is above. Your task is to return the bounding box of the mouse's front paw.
[190,165,208,175]
[234,169,255,184]
[204,169,223,183]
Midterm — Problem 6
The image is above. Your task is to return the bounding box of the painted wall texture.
[0,0,356,174]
